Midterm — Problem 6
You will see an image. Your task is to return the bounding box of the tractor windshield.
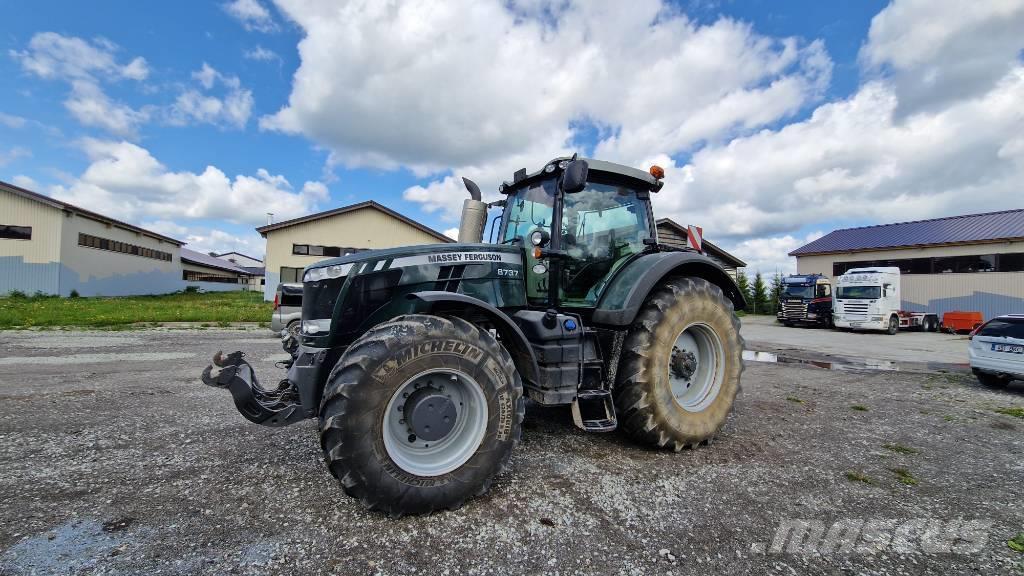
[501,178,557,244]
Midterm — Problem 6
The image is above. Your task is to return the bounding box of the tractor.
[202,156,746,515]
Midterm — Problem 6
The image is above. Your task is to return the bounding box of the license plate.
[992,343,1024,354]
[850,322,862,327]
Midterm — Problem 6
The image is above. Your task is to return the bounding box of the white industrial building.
[0,180,257,296]
[790,209,1024,320]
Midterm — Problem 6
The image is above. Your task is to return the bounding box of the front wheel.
[319,314,524,516]
[614,277,743,451]
[887,315,899,335]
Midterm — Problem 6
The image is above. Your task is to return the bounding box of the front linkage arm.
[201,350,306,427]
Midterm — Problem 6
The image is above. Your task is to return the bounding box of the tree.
[768,271,783,315]
[735,269,751,312]
[752,271,770,315]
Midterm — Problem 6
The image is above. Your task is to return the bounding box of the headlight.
[302,319,331,335]
[871,316,883,321]
[529,229,550,247]
[303,263,352,282]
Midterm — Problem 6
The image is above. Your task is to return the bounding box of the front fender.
[406,291,540,388]
[592,251,745,326]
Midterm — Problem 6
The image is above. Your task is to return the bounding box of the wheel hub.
[670,347,698,381]
[404,387,457,441]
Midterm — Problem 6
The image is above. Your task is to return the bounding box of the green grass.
[882,443,919,455]
[0,291,271,328]
[786,396,804,404]
[1008,533,1024,553]
[845,471,874,485]
[890,467,919,486]
[851,404,869,412]
[995,407,1024,419]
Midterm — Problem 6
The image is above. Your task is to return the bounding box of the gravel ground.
[1,328,1023,575]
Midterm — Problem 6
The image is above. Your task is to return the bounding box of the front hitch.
[201,350,306,427]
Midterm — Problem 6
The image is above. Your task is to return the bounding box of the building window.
[292,244,365,257]
[833,252,1024,277]
[182,270,240,283]
[0,225,32,240]
[280,266,304,283]
[78,233,173,261]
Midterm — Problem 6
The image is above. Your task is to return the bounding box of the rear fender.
[406,291,541,388]
[592,251,745,326]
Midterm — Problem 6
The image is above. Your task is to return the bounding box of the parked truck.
[776,273,833,327]
[833,267,939,334]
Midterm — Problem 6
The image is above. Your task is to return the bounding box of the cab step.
[571,388,617,432]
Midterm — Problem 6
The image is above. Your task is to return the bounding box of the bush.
[183,285,201,294]
[69,289,80,298]
[7,290,27,299]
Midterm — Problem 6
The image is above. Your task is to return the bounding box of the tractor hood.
[300,243,527,346]
[301,243,522,282]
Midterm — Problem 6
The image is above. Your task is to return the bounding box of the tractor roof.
[500,156,662,193]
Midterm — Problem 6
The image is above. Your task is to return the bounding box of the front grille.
[782,301,807,319]
[841,302,869,318]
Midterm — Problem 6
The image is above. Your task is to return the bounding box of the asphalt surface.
[1,327,1023,575]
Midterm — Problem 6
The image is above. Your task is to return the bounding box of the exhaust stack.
[457,177,487,243]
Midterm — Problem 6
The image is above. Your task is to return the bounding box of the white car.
[969,314,1024,387]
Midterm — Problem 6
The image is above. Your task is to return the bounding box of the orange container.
[941,311,984,333]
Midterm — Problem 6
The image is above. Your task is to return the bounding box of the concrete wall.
[0,189,64,295]
[58,212,183,297]
[796,242,1024,320]
[262,206,449,299]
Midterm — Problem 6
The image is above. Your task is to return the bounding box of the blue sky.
[2,0,1022,274]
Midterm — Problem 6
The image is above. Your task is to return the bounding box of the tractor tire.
[614,277,743,451]
[319,314,524,516]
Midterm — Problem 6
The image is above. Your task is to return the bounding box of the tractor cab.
[487,157,663,308]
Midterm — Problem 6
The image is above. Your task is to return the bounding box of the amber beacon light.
[649,165,665,180]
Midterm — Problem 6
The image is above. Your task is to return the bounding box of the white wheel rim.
[667,323,725,412]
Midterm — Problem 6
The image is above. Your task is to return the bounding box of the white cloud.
[168,64,254,129]
[10,32,149,82]
[11,175,38,189]
[51,139,328,227]
[244,45,280,62]
[11,33,150,137]
[860,0,1024,114]
[0,112,27,129]
[442,227,459,240]
[143,221,266,259]
[263,0,828,173]
[723,231,824,278]
[224,0,278,32]
[65,80,151,137]
[0,146,31,166]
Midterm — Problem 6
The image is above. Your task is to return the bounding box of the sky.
[2,0,1023,276]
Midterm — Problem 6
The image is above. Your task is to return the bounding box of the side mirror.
[561,159,589,194]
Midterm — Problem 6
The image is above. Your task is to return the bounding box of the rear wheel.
[614,277,743,451]
[285,319,301,339]
[976,372,1010,388]
[319,314,524,515]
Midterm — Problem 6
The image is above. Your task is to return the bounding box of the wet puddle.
[742,350,967,374]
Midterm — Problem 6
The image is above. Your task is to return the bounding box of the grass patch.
[0,291,270,328]
[851,404,869,412]
[882,443,919,455]
[845,471,874,485]
[995,407,1024,419]
[890,467,918,486]
[786,396,804,404]
[943,415,956,422]
[1008,533,1024,553]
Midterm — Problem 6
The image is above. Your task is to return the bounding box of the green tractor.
[202,156,745,515]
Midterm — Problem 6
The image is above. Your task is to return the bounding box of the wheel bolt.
[399,419,405,425]
[408,434,416,442]
[397,406,403,412]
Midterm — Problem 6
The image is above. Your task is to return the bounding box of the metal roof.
[256,200,454,243]
[655,218,747,268]
[789,209,1024,256]
[180,248,257,275]
[0,180,185,246]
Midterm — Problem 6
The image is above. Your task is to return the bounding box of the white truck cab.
[833,267,939,334]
